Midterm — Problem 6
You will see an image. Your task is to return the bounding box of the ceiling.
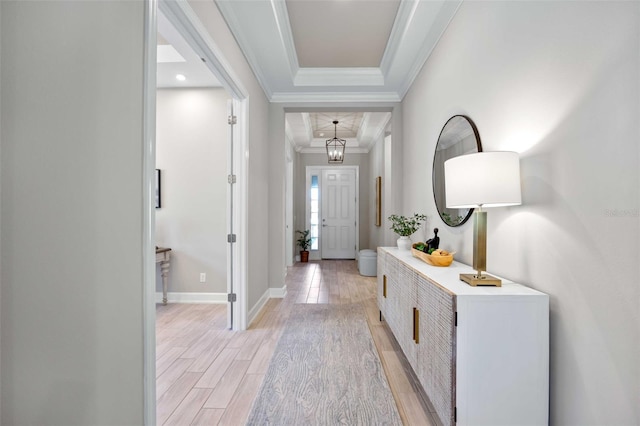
[157,10,222,89]
[215,0,462,103]
[158,0,463,153]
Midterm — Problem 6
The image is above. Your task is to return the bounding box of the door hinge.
[228,115,237,125]
[227,293,237,303]
[455,312,458,326]
[228,174,237,184]
[227,234,237,243]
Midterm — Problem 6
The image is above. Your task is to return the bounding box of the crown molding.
[294,68,384,87]
[396,0,463,99]
[380,0,420,77]
[270,91,402,104]
[270,0,299,78]
[299,147,370,155]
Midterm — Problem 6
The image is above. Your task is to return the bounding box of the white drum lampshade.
[444,151,521,286]
[444,151,521,209]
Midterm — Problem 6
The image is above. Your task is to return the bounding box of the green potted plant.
[388,213,427,250]
[296,229,312,262]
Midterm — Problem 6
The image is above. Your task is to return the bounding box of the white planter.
[397,236,412,250]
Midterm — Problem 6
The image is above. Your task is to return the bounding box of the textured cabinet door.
[384,256,403,341]
[397,261,418,366]
[416,275,456,426]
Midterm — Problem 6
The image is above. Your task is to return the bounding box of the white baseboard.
[155,292,227,304]
[270,285,287,298]
[246,285,288,327]
[248,288,270,326]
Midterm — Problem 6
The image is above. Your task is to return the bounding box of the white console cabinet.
[377,247,549,426]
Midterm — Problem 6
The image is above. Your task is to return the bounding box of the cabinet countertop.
[378,247,547,298]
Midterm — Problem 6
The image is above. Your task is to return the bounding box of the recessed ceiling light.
[176,74,186,81]
[319,133,324,137]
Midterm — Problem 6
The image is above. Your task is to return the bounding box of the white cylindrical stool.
[358,249,377,277]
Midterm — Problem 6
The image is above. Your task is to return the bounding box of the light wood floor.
[156,260,438,425]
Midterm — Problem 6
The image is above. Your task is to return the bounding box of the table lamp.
[444,151,521,286]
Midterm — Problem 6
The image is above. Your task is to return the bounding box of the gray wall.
[402,1,639,423]
[1,2,145,423]
[156,88,229,294]
[0,0,273,422]
[368,134,386,249]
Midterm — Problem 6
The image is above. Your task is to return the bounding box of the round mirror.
[432,115,482,227]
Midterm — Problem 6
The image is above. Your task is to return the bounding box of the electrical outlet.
[199,273,206,283]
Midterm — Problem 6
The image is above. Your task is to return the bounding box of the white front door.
[321,168,357,259]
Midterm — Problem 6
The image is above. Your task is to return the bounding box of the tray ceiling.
[215,0,463,103]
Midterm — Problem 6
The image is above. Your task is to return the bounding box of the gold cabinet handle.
[383,275,387,298]
[413,307,420,344]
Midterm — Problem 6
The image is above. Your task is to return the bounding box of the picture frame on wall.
[156,169,162,209]
[375,176,382,226]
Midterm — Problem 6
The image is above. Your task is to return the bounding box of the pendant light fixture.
[326,120,346,163]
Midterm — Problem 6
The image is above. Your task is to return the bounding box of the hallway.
[156,260,436,425]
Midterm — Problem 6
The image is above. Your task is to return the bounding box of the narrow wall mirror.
[432,115,482,227]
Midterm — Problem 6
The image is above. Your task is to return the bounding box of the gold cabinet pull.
[413,307,420,344]
[383,275,387,298]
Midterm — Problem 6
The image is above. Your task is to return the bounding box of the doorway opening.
[144,0,249,423]
[285,110,392,265]
[305,166,359,260]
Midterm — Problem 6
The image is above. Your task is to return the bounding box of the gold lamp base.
[460,273,502,287]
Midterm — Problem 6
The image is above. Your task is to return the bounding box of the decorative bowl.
[411,245,454,267]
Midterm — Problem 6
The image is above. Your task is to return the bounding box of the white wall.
[188,1,271,312]
[156,88,229,294]
[402,1,639,423]
[1,1,145,423]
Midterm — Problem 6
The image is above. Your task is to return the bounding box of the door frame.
[143,1,250,423]
[305,165,359,260]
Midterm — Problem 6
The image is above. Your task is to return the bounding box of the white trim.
[270,0,299,78]
[142,1,157,424]
[379,0,419,77]
[299,146,369,155]
[270,285,287,299]
[294,68,384,87]
[395,0,463,99]
[246,286,287,327]
[156,292,227,304]
[247,288,270,327]
[233,97,249,331]
[270,91,401,104]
